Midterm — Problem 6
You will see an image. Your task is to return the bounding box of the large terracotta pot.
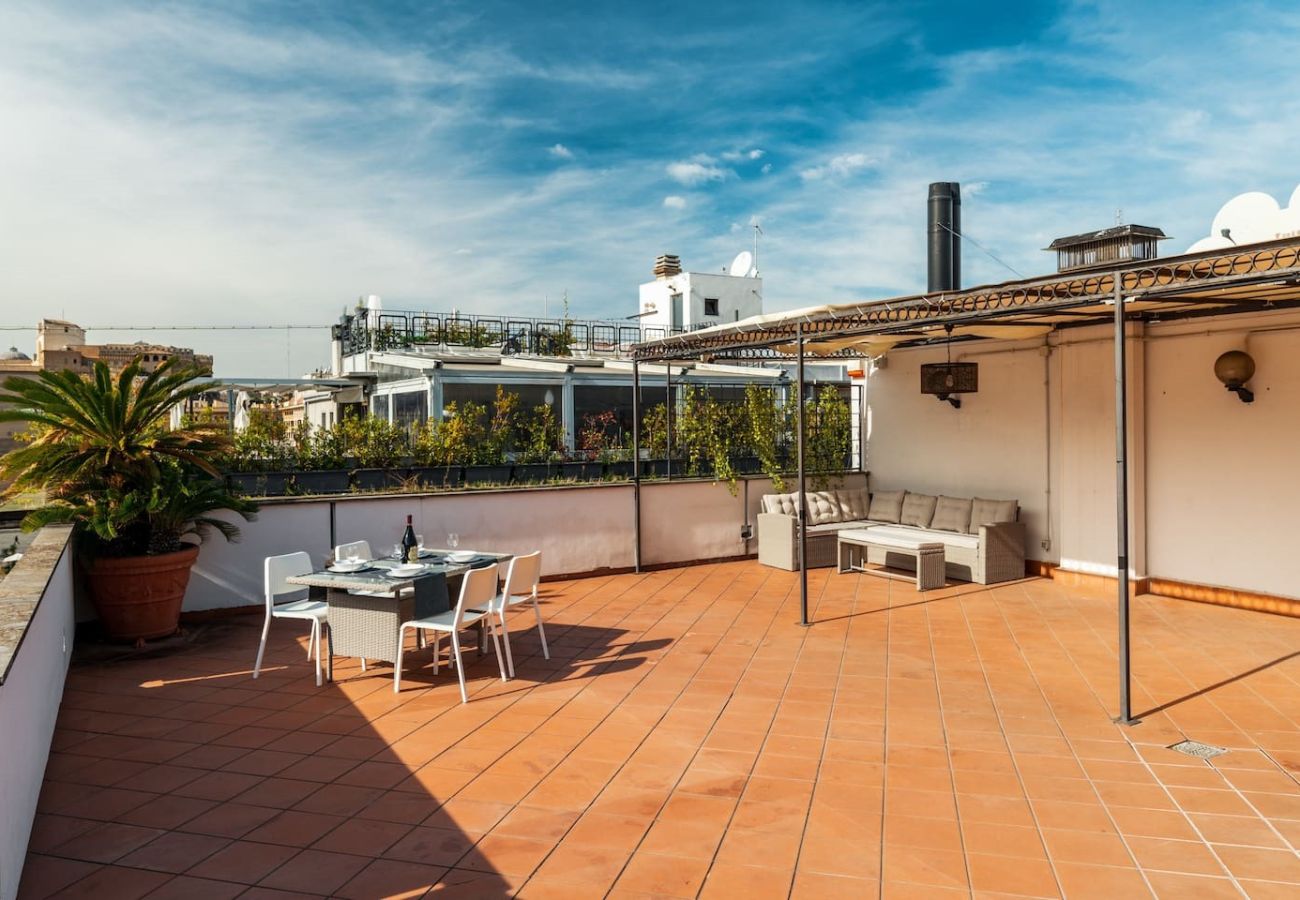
[84,545,200,641]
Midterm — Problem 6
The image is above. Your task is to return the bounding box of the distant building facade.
[35,319,213,375]
[1,320,215,452]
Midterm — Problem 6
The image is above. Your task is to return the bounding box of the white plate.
[386,564,425,578]
[328,561,368,573]
[447,551,476,563]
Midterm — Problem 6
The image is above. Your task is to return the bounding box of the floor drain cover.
[1169,739,1228,759]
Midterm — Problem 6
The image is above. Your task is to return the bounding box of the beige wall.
[863,308,1300,598]
[1144,310,1300,597]
[864,340,1056,562]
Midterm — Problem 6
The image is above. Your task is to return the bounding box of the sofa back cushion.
[900,492,938,528]
[930,496,974,533]
[971,497,1018,530]
[805,492,841,525]
[836,488,871,522]
[761,492,798,516]
[867,489,905,524]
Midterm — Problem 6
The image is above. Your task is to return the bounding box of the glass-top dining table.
[286,549,512,683]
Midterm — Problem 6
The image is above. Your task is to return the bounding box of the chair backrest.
[503,551,542,600]
[264,552,313,608]
[335,540,372,561]
[454,563,499,627]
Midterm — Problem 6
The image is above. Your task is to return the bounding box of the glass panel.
[392,390,428,431]
[442,382,559,417]
[371,394,390,420]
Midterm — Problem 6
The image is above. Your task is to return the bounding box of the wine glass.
[391,543,403,561]
[416,534,425,555]
[448,533,459,552]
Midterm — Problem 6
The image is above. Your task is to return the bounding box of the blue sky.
[2,0,1299,375]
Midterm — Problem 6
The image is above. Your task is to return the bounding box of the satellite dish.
[729,250,754,277]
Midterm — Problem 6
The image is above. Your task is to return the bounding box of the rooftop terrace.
[18,562,1300,899]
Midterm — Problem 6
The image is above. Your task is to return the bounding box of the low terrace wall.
[0,526,74,900]
[182,474,867,614]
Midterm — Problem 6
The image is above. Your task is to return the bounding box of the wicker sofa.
[757,487,1026,584]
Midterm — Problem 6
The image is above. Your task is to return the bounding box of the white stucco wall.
[639,271,763,331]
[864,341,1056,562]
[1143,310,1300,597]
[0,528,74,900]
[863,308,1300,598]
[179,475,855,613]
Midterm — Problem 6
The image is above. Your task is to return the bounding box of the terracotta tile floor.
[19,562,1300,899]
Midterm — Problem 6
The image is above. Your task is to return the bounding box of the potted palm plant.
[0,359,257,643]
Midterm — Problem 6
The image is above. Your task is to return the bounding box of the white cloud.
[662,195,687,210]
[760,163,772,175]
[720,148,765,162]
[665,159,730,186]
[799,152,875,181]
[548,143,574,159]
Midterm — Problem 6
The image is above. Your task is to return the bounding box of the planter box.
[464,464,513,485]
[604,461,634,480]
[560,461,603,481]
[408,466,463,489]
[293,469,351,495]
[352,468,406,491]
[605,460,674,479]
[227,471,293,496]
[512,463,554,484]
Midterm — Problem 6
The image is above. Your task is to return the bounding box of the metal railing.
[342,309,678,358]
[338,308,786,359]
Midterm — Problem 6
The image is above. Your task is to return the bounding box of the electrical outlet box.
[740,524,753,541]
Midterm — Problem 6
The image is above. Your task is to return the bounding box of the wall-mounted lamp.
[1214,349,1255,403]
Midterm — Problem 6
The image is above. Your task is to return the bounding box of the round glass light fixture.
[1214,350,1255,403]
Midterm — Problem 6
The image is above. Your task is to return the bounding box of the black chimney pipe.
[927,182,961,293]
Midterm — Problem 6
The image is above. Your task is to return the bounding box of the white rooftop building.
[637,252,763,333]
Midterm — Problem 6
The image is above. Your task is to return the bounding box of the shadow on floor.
[20,608,649,898]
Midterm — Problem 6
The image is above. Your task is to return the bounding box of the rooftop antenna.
[753,223,763,276]
[1115,208,1123,226]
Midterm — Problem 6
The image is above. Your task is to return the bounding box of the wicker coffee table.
[837,529,946,591]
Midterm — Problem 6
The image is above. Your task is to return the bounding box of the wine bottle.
[401,515,419,563]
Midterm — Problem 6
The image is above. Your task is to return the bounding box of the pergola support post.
[665,366,672,481]
[1114,279,1137,725]
[632,359,642,574]
[796,324,810,627]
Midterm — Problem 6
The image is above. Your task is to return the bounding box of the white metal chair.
[395,564,507,701]
[483,551,547,678]
[256,552,329,686]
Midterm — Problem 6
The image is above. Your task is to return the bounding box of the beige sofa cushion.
[867,489,905,524]
[805,492,841,525]
[900,492,937,528]
[971,497,1018,529]
[836,488,871,521]
[762,492,798,516]
[931,496,973,533]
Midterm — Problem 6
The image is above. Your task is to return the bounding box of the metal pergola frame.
[628,236,1300,726]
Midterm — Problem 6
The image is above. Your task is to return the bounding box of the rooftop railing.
[337,309,776,358]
